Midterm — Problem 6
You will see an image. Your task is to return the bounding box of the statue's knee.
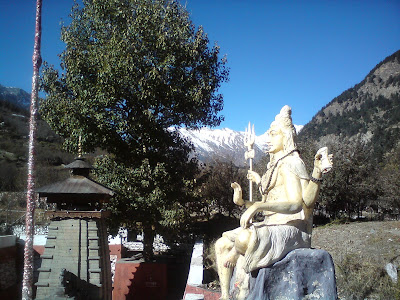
[215,236,231,254]
[235,229,250,255]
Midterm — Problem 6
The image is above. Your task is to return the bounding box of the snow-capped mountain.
[178,125,303,166]
[178,127,263,166]
[0,84,31,109]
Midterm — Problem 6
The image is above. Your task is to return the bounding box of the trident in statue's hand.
[244,122,255,202]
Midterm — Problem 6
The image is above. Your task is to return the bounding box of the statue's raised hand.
[314,147,333,174]
[247,170,261,185]
[231,182,244,206]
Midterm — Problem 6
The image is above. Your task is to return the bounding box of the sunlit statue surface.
[215,105,333,299]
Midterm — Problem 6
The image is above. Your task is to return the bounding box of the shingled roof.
[36,176,114,196]
[36,157,114,198]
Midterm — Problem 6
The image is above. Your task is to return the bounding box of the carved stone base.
[35,218,112,300]
[231,248,338,300]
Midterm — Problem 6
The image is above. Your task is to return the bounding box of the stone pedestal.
[241,248,337,300]
[35,218,112,300]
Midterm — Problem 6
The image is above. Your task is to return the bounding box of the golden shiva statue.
[215,105,333,299]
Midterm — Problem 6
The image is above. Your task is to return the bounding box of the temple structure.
[35,157,114,299]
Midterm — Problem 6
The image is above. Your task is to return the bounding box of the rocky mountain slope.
[177,48,400,166]
[0,84,31,110]
[299,50,400,159]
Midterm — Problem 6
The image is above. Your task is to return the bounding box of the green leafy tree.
[310,140,379,220]
[40,0,228,259]
[377,144,400,216]
[297,139,381,221]
[200,160,247,219]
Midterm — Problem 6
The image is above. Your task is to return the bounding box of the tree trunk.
[142,224,155,261]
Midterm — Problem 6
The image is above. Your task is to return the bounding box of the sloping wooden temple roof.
[37,176,114,196]
[36,157,114,204]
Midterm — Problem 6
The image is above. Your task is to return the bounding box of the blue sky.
[0,0,399,135]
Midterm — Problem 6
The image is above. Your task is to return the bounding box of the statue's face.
[267,126,284,154]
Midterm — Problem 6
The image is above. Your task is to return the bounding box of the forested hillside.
[0,96,73,191]
[0,94,75,231]
[300,50,400,160]
[298,50,400,220]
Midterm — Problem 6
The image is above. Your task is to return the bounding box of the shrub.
[336,254,398,299]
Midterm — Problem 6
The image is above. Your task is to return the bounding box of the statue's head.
[267,105,297,155]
